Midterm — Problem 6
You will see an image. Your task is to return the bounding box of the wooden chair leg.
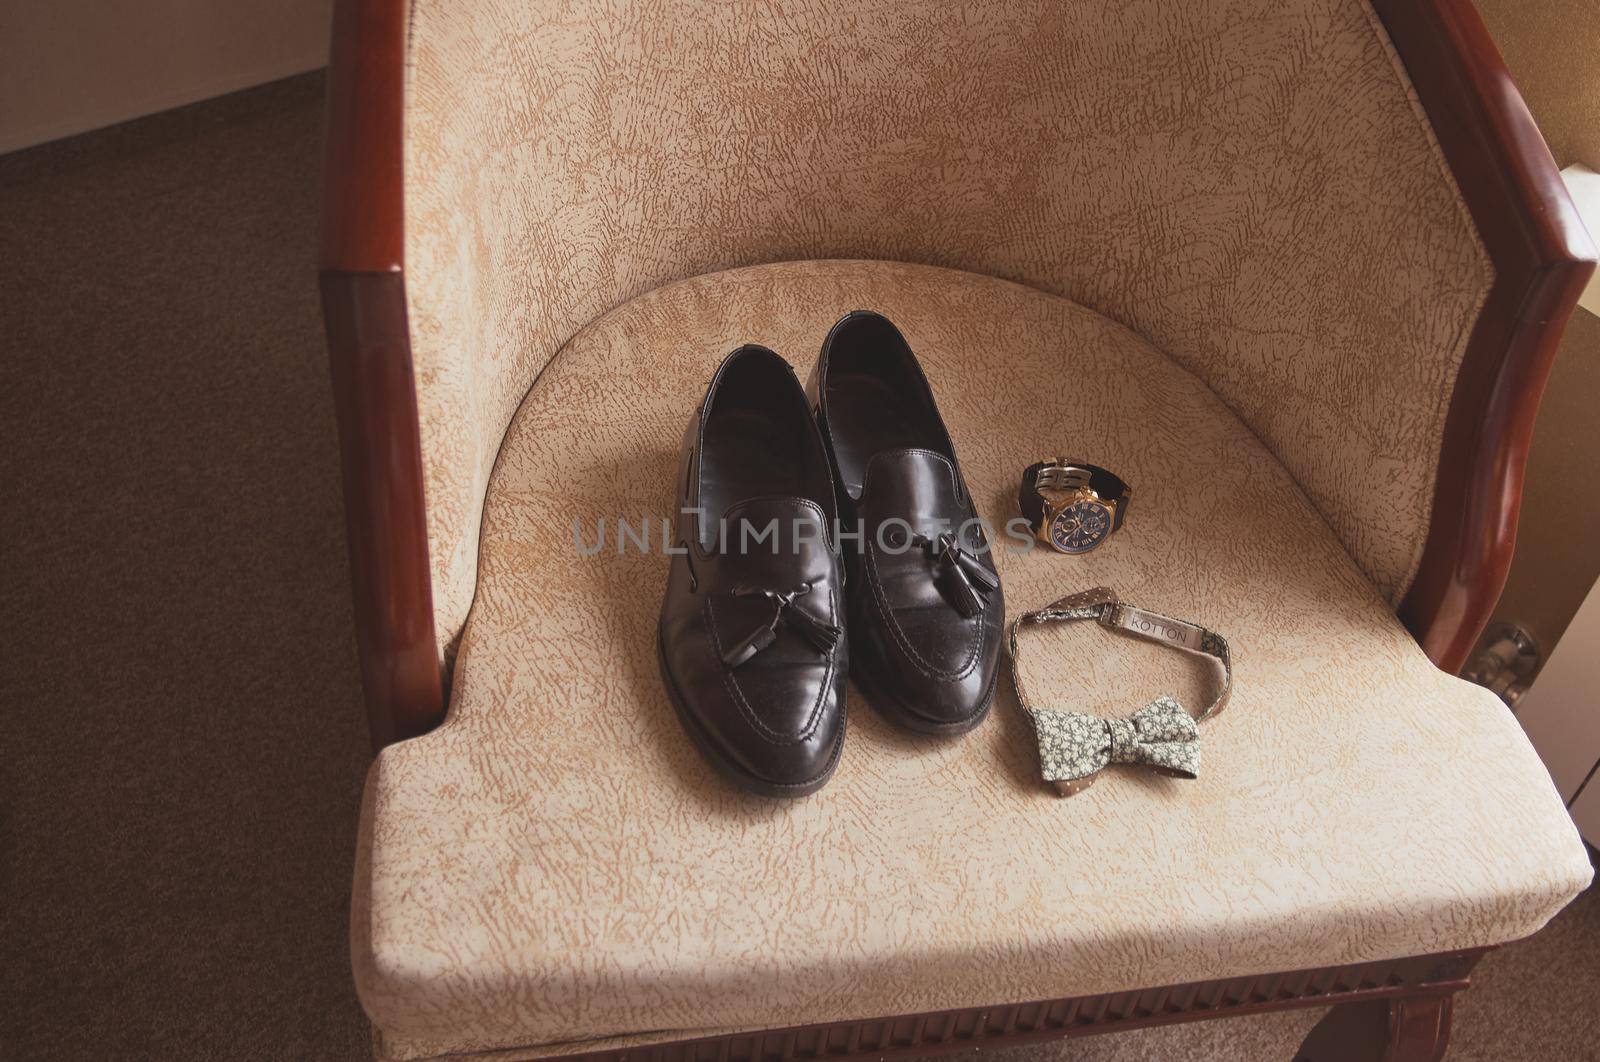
[1295,995,1455,1062]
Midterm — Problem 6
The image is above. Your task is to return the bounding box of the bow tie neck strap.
[1007,587,1230,796]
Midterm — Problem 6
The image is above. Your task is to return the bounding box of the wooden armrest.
[320,0,443,748]
[321,0,407,276]
[1380,0,1596,670]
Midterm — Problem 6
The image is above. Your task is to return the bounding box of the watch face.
[1049,499,1112,554]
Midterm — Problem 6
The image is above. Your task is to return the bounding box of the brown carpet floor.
[2,72,1597,1062]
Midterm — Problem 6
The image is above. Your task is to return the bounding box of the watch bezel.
[1039,488,1116,554]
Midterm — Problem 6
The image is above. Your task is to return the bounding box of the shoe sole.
[656,624,844,799]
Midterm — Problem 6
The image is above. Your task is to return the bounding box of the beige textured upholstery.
[404,0,1491,666]
[355,262,1590,1062]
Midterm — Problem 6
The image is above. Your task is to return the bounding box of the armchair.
[320,1,1596,1059]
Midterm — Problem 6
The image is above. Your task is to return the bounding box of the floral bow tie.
[1028,697,1200,794]
[1007,587,1231,796]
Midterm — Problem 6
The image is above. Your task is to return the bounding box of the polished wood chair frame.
[318,0,1592,1057]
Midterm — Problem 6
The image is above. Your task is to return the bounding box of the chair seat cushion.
[353,260,1590,1061]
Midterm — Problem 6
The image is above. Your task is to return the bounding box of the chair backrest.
[323,0,1591,745]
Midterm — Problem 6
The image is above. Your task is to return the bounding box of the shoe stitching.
[861,533,982,681]
[658,622,844,792]
[703,589,838,746]
[858,447,961,505]
[854,447,986,679]
[861,639,1000,730]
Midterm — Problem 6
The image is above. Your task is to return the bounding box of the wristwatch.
[1018,459,1131,554]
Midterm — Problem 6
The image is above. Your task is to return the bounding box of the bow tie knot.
[1028,696,1200,795]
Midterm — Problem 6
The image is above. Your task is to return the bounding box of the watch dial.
[1049,500,1111,554]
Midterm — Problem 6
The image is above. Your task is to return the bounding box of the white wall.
[0,0,333,154]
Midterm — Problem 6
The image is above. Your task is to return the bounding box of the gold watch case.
[1034,463,1126,554]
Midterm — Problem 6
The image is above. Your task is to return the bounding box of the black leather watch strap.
[1018,461,1131,532]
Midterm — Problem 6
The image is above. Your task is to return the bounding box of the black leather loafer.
[806,312,1003,735]
[658,345,848,796]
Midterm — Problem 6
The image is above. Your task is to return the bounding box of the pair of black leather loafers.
[657,312,1004,797]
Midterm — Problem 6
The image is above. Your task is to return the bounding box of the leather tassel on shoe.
[951,547,999,594]
[722,621,779,668]
[917,532,998,618]
[939,564,985,618]
[783,603,842,655]
[723,584,842,668]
